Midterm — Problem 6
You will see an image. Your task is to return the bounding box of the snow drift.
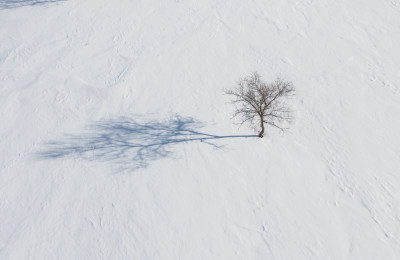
[1,0,400,259]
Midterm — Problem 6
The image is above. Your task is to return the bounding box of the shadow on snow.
[0,0,66,10]
[36,116,256,171]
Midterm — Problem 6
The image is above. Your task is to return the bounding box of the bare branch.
[224,72,295,137]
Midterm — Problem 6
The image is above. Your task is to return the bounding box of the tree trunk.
[258,119,264,138]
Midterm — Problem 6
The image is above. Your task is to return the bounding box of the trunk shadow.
[36,116,256,171]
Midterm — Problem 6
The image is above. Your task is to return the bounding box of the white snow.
[1,0,400,259]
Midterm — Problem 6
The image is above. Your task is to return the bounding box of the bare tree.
[225,72,295,138]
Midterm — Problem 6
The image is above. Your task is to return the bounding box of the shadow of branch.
[36,116,256,171]
[0,0,66,10]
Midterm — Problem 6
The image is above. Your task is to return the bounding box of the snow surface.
[1,0,400,259]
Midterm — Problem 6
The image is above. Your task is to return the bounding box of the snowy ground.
[1,0,400,259]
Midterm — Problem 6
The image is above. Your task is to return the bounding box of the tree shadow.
[36,116,256,171]
[0,0,66,10]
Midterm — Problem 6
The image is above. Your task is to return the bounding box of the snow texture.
[1,0,400,259]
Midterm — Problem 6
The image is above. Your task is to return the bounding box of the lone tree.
[225,72,295,138]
